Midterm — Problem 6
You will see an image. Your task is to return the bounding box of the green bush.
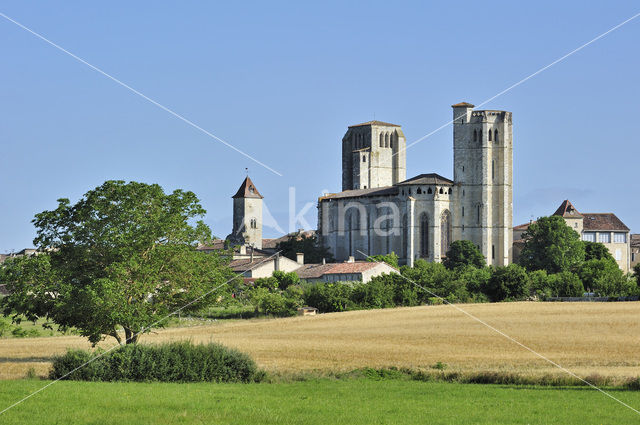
[49,342,264,383]
[351,279,395,309]
[485,264,530,302]
[303,283,355,312]
[548,271,584,297]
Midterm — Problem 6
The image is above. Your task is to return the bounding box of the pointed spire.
[232,176,263,199]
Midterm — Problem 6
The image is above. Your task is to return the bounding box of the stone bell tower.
[227,176,263,249]
[451,102,513,266]
[341,120,407,191]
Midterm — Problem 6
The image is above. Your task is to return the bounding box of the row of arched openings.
[473,128,499,142]
[379,132,394,148]
[402,187,453,196]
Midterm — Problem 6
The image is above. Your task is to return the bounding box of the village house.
[513,200,631,272]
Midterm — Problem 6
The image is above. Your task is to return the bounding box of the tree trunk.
[123,327,139,344]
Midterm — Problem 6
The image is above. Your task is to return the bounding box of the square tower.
[227,176,263,249]
[341,120,406,191]
[451,102,513,266]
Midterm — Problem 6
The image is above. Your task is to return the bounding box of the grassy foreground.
[1,379,640,424]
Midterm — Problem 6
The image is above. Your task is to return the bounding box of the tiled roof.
[232,176,263,199]
[397,173,454,186]
[348,120,400,128]
[451,102,475,108]
[197,240,228,251]
[228,258,272,272]
[513,222,533,231]
[296,261,394,279]
[319,186,398,200]
[553,200,583,218]
[582,213,629,232]
[631,234,640,248]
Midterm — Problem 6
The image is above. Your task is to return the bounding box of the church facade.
[317,102,513,266]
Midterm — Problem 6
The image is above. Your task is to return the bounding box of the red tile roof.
[296,261,395,279]
[232,176,263,199]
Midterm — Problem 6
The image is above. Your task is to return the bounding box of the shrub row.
[49,341,264,383]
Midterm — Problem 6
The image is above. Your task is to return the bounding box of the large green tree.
[519,216,585,274]
[443,240,486,269]
[1,181,234,345]
[277,232,334,264]
[583,241,615,262]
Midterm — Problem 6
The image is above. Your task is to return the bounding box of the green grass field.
[1,379,640,424]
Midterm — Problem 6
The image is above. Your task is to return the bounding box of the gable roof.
[232,176,263,199]
[582,213,629,232]
[348,120,400,128]
[553,200,583,218]
[296,261,394,279]
[397,173,454,186]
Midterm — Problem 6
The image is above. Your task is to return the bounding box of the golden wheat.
[2,302,640,380]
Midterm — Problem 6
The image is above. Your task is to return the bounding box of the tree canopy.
[583,241,615,262]
[276,232,334,264]
[443,240,486,269]
[1,181,234,345]
[519,216,585,273]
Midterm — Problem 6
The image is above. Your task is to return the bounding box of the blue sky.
[1,1,639,251]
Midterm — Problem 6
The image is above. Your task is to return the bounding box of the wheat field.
[2,302,640,381]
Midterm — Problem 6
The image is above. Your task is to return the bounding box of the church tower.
[341,121,407,191]
[451,102,513,266]
[228,176,263,249]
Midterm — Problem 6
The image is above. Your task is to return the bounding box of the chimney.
[322,258,326,265]
[296,252,304,265]
[239,245,247,255]
[250,246,254,262]
[347,256,355,263]
[275,252,280,271]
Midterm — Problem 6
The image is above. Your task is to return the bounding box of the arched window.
[379,133,384,147]
[440,210,451,257]
[448,188,452,194]
[384,133,389,148]
[479,129,482,141]
[492,160,495,179]
[427,187,433,194]
[363,156,366,162]
[390,132,394,149]
[420,213,429,257]
[473,129,477,142]
[417,188,422,194]
[494,129,499,142]
[488,128,492,141]
[439,187,443,194]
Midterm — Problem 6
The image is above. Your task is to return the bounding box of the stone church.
[317,102,513,267]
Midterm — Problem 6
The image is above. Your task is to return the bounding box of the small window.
[427,187,433,194]
[492,160,495,179]
[479,129,482,141]
[582,232,595,242]
[615,249,622,261]
[448,188,452,194]
[462,206,465,217]
[417,188,422,194]
[488,129,492,141]
[439,188,444,194]
[363,156,366,162]
[494,129,499,142]
[462,166,465,172]
[473,129,477,142]
[599,232,611,244]
[492,245,495,259]
[379,134,384,147]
